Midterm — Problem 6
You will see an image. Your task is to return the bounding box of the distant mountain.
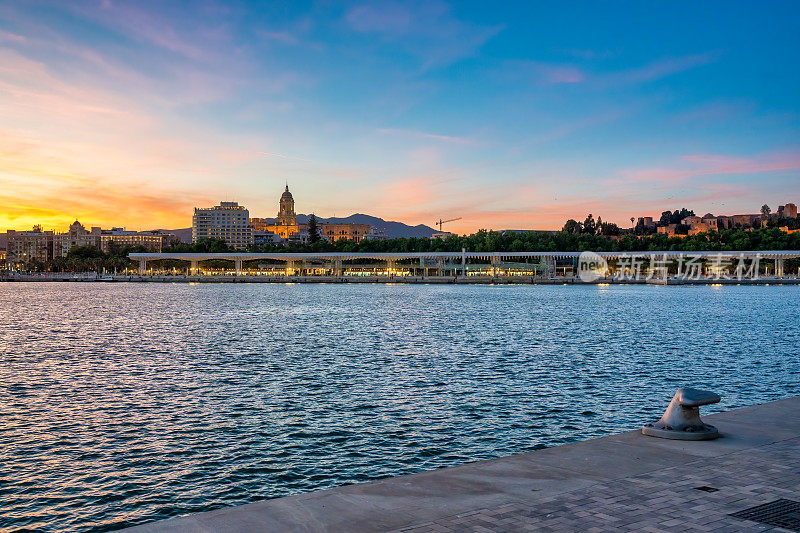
[295,213,436,239]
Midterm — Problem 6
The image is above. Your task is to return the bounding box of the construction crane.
[435,217,462,232]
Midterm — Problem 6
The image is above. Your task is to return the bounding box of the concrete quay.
[124,396,800,533]
[5,273,800,285]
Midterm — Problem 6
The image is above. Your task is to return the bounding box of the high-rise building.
[193,201,253,249]
[784,203,798,219]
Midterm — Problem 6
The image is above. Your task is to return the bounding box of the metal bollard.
[643,388,721,440]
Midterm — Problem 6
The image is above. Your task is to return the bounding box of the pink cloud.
[0,30,26,44]
[544,66,585,83]
[622,151,800,183]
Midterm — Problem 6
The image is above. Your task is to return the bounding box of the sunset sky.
[1,1,798,234]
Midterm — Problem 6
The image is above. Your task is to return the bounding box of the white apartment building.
[192,201,253,249]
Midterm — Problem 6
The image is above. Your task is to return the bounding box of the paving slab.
[122,396,800,532]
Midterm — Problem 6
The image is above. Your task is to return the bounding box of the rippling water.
[0,282,798,532]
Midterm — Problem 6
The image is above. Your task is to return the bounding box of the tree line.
[167,226,800,254]
[7,224,799,272]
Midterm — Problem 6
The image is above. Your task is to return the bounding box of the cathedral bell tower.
[277,184,296,226]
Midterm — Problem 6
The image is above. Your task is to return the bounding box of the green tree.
[308,214,320,243]
[583,214,596,235]
[67,245,104,260]
[562,219,582,234]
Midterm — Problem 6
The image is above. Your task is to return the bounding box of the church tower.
[277,184,296,227]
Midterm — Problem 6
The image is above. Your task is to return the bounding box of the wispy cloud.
[346,2,413,34]
[506,51,718,88]
[672,100,751,124]
[257,151,317,163]
[64,2,216,61]
[0,30,26,43]
[599,52,719,86]
[561,48,618,60]
[377,128,478,145]
[344,1,503,70]
[621,150,800,183]
[259,30,300,46]
[514,61,585,84]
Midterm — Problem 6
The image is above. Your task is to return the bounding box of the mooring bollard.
[643,388,721,440]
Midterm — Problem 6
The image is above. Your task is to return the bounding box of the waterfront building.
[322,223,372,243]
[9,222,170,264]
[286,231,311,244]
[98,229,165,253]
[193,201,253,249]
[363,230,389,241]
[249,218,272,232]
[7,227,55,263]
[129,249,800,279]
[52,220,105,257]
[253,230,282,246]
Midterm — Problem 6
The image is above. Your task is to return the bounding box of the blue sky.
[0,1,798,232]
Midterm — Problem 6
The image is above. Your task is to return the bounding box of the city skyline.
[1,1,799,234]
[5,186,797,236]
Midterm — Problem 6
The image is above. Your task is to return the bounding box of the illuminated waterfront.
[0,282,798,532]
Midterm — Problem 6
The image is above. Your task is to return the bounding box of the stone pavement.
[124,396,800,533]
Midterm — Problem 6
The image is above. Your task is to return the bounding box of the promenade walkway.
[125,396,800,532]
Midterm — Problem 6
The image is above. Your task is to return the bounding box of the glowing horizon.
[0,1,798,235]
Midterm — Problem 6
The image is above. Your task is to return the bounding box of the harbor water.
[1,282,798,532]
